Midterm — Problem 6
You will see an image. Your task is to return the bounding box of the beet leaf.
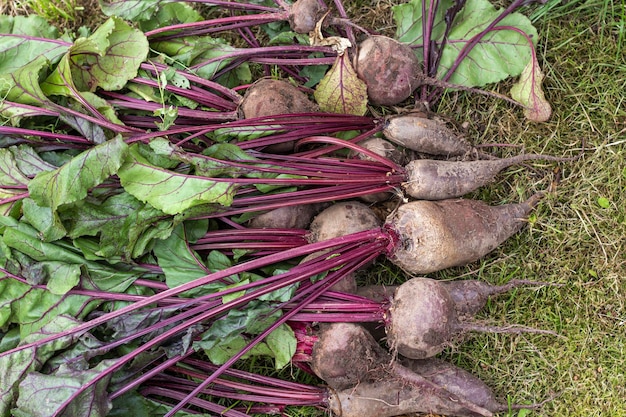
[314,53,368,116]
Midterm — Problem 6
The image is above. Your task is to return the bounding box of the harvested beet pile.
[0,0,568,416]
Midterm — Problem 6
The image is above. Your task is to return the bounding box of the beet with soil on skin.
[248,203,325,229]
[307,323,495,417]
[386,194,542,274]
[355,36,422,106]
[239,78,319,152]
[383,113,475,157]
[240,78,319,119]
[288,0,328,33]
[386,277,456,359]
[309,323,388,390]
[327,378,493,417]
[357,279,556,319]
[402,357,546,413]
[443,279,557,318]
[403,154,573,200]
[385,277,558,359]
[308,201,381,244]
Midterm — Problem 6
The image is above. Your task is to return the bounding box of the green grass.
[6,0,626,416]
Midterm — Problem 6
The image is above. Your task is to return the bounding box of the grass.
[3,0,626,416]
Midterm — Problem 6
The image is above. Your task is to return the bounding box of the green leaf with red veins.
[28,136,128,212]
[118,145,238,215]
[314,54,368,116]
[1,55,51,106]
[44,16,148,93]
[22,198,67,242]
[0,15,68,73]
[394,0,538,88]
[0,147,41,216]
[436,0,537,86]
[99,0,170,21]
[510,59,552,122]
[14,358,115,417]
[394,0,453,48]
[0,316,84,417]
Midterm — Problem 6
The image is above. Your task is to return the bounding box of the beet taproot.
[240,78,319,119]
[327,378,493,417]
[248,203,325,229]
[309,323,387,390]
[386,194,542,274]
[386,278,558,359]
[308,201,381,244]
[357,279,556,318]
[309,324,495,417]
[383,113,475,157]
[403,358,548,413]
[288,0,328,33]
[355,36,422,106]
[403,154,571,200]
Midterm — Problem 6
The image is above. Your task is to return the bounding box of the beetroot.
[443,278,558,318]
[386,278,557,359]
[308,323,495,417]
[386,194,542,274]
[289,0,328,33]
[240,78,319,119]
[383,113,475,157]
[403,154,572,200]
[357,279,556,318]
[308,201,381,244]
[248,203,325,229]
[327,378,493,417]
[309,323,387,390]
[403,358,547,413]
[355,36,422,106]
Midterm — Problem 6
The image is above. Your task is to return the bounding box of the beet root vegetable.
[383,113,475,157]
[444,278,559,318]
[403,154,572,200]
[240,78,319,119]
[248,203,325,229]
[308,324,494,417]
[288,0,328,33]
[357,279,557,318]
[327,378,493,417]
[308,201,381,244]
[355,36,421,106]
[386,194,542,274]
[402,358,547,413]
[386,278,558,359]
[309,323,387,390]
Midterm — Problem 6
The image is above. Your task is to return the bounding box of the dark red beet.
[383,113,475,157]
[403,153,573,200]
[403,358,548,413]
[308,201,381,244]
[327,378,493,417]
[240,78,318,119]
[248,203,325,229]
[310,323,387,390]
[386,194,542,274]
[386,278,558,359]
[355,36,421,106]
[289,0,327,33]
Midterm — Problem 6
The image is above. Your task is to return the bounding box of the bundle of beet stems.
[0,0,570,416]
